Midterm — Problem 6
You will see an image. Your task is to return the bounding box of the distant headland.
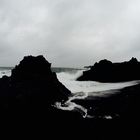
[77,57,140,82]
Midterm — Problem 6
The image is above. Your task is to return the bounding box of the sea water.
[0,67,12,78]
[52,68,139,118]
[55,68,138,94]
[0,67,139,118]
[0,67,137,94]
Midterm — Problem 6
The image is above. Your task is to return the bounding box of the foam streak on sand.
[55,92,89,118]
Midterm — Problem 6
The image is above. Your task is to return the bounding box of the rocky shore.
[1,55,140,139]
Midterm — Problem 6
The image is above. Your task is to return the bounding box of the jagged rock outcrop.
[0,56,140,139]
[0,55,71,109]
[77,57,140,82]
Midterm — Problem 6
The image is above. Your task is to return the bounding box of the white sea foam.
[56,69,139,118]
[0,69,11,78]
[57,69,139,95]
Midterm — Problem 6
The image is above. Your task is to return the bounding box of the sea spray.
[0,68,11,78]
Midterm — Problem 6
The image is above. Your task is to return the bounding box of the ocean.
[0,67,12,78]
[52,67,139,118]
[0,67,139,118]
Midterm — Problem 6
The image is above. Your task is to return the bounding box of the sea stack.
[77,57,140,82]
[0,55,71,109]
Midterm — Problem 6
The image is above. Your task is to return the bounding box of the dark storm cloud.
[0,0,140,67]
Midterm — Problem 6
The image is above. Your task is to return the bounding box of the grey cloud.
[0,0,140,67]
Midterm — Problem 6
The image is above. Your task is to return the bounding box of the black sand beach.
[0,55,140,139]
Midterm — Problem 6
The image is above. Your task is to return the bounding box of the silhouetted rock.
[1,56,140,139]
[77,57,140,82]
[0,55,71,110]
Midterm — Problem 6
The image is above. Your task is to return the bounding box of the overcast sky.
[0,0,140,67]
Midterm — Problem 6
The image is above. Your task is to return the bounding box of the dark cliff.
[77,57,140,82]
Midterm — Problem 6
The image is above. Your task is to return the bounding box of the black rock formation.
[77,57,140,82]
[0,55,71,110]
[1,56,140,139]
